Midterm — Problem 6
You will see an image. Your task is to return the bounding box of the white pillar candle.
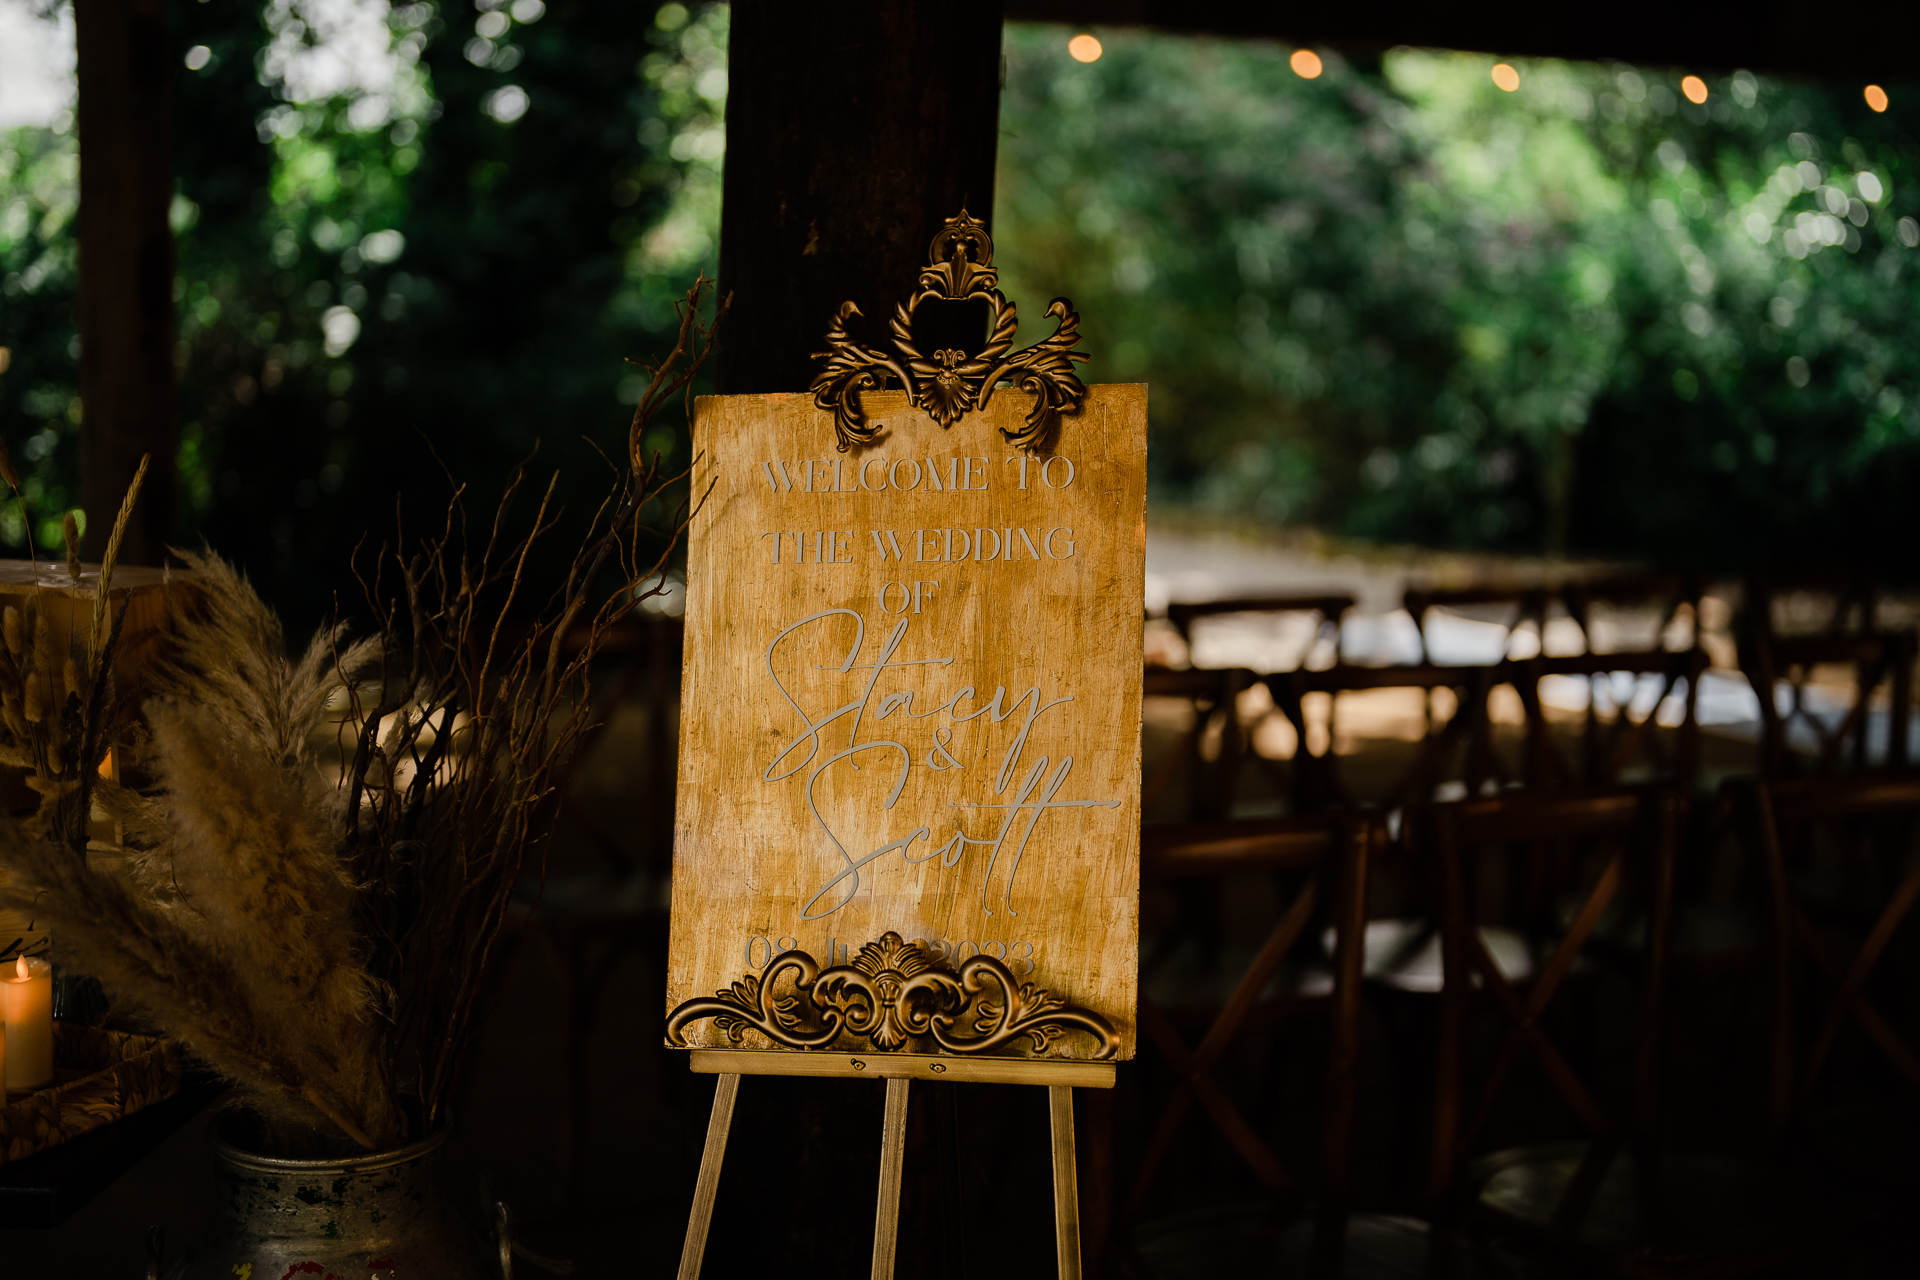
[3,955,53,1090]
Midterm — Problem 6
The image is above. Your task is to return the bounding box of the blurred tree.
[166,0,726,626]
[7,11,1918,600]
[3,0,724,628]
[0,114,81,554]
[995,29,1920,575]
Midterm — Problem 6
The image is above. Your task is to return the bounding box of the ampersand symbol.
[925,726,964,771]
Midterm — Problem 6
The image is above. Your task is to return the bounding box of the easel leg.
[871,1077,912,1280]
[1050,1085,1084,1280]
[677,1072,740,1280]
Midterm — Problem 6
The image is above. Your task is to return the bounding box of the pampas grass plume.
[2,555,401,1150]
[3,606,19,657]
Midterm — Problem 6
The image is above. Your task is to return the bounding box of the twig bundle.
[0,280,723,1153]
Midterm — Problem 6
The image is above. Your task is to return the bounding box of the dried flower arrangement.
[0,282,721,1154]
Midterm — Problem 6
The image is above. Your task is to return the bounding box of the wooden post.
[75,0,177,563]
[715,0,1006,393]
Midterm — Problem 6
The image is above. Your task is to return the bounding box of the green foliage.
[997,29,1920,574]
[0,119,82,553]
[0,0,724,628]
[8,12,1915,595]
[168,0,727,626]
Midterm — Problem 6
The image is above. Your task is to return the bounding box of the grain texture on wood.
[668,387,1146,1057]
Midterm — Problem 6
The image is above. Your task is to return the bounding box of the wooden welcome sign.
[664,213,1145,1073]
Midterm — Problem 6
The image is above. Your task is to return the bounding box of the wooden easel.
[675,1049,1115,1280]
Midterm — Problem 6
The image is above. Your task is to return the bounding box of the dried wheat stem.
[0,437,40,592]
[89,453,150,660]
[301,1086,378,1151]
[62,514,82,585]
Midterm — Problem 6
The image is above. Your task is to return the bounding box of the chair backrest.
[1141,665,1260,821]
[1561,574,1704,656]
[1514,648,1708,792]
[1133,812,1379,1214]
[1404,584,1552,666]
[1738,627,1916,776]
[1418,786,1680,1208]
[1165,594,1354,672]
[1144,596,1357,819]
[1745,572,1880,641]
[1734,772,1920,1140]
[1266,662,1514,810]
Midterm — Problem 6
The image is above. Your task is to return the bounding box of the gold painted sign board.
[666,386,1146,1059]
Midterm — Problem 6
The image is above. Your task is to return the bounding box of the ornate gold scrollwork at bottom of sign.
[664,931,1119,1060]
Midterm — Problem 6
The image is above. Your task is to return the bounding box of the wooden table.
[0,1075,225,1228]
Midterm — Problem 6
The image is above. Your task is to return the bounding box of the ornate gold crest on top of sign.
[665,932,1119,1060]
[810,210,1090,454]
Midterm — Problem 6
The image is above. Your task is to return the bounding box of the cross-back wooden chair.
[1265,662,1508,810]
[1145,596,1354,819]
[1735,572,1913,776]
[1420,786,1858,1275]
[1513,648,1707,793]
[1745,572,1880,640]
[1561,574,1704,657]
[1130,814,1375,1220]
[1421,786,1678,1216]
[1404,584,1553,665]
[1140,665,1260,821]
[1124,813,1503,1278]
[1740,626,1915,777]
[1738,772,1920,1143]
[1165,593,1354,665]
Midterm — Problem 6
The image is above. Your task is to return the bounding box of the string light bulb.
[1290,49,1323,80]
[1681,75,1709,104]
[1067,33,1102,63]
[1491,63,1520,92]
[1864,84,1889,113]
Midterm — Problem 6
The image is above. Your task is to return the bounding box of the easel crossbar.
[689,1046,1116,1088]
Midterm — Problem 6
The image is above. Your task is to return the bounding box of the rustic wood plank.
[668,387,1146,1058]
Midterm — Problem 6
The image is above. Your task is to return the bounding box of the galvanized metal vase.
[175,1110,502,1280]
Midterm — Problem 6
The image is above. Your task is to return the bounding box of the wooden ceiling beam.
[1004,1,1918,85]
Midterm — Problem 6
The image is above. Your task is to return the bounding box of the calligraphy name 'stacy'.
[762,609,1119,922]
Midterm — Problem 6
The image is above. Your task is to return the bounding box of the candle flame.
[16,954,27,980]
